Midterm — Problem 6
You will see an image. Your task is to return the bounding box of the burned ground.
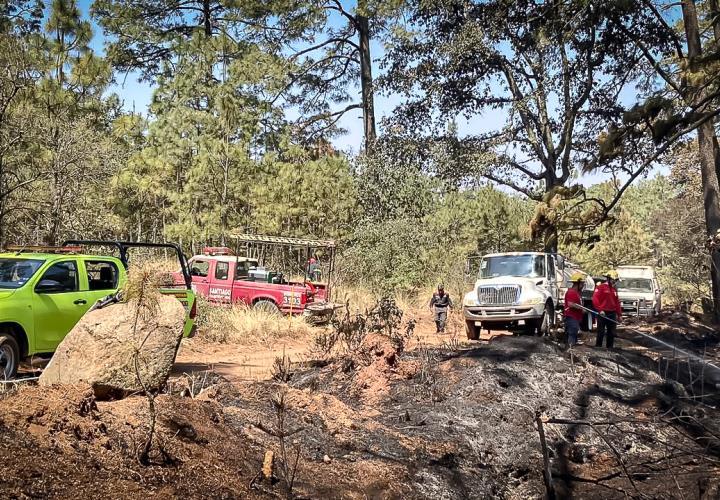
[1,334,719,499]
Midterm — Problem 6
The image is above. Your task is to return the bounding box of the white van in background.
[616,266,662,316]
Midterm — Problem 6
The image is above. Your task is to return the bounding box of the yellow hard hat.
[570,272,585,283]
[605,270,619,280]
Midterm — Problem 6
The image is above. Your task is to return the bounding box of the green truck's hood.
[0,290,17,300]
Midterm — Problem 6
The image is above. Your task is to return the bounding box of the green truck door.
[82,259,121,303]
[33,259,92,352]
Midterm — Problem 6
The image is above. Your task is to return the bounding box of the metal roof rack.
[5,245,83,254]
[229,233,337,301]
[229,233,336,248]
[62,240,192,289]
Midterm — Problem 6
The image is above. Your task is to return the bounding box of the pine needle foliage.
[123,264,162,326]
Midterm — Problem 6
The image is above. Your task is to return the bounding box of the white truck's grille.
[477,285,521,305]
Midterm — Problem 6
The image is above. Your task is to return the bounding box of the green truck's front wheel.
[0,334,19,380]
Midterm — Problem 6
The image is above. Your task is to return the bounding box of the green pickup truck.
[0,241,197,379]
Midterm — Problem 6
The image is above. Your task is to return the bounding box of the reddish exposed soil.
[0,385,262,499]
[171,307,473,383]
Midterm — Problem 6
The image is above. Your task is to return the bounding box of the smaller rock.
[323,454,331,463]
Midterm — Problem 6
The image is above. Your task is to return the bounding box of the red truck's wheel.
[0,334,19,380]
[254,300,280,315]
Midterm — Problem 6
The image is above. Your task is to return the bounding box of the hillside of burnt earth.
[1,334,719,499]
[206,335,720,499]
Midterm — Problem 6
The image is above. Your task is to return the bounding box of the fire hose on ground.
[570,302,720,390]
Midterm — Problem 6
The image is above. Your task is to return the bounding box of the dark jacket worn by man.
[430,289,453,333]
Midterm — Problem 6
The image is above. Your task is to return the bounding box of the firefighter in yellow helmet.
[592,270,622,348]
[564,272,586,346]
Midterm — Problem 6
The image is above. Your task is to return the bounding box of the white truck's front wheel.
[539,303,554,337]
[465,320,481,340]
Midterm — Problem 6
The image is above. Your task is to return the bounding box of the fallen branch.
[0,376,39,384]
[544,417,659,426]
[254,421,305,439]
[589,423,642,497]
[535,411,556,500]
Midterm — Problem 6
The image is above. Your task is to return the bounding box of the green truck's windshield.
[479,255,546,279]
[617,278,653,293]
[0,258,44,289]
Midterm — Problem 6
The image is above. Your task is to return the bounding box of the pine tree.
[116,34,287,249]
[0,0,43,35]
[249,146,357,241]
[92,0,234,81]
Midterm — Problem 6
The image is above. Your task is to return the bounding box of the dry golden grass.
[197,300,314,346]
[329,284,458,321]
[127,256,180,272]
[331,284,378,313]
[195,282,471,347]
[395,289,431,312]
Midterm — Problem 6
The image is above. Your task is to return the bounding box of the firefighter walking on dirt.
[429,285,453,333]
[564,272,586,347]
[592,270,622,348]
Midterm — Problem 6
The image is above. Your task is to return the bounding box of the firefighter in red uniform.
[592,270,622,348]
[564,272,586,347]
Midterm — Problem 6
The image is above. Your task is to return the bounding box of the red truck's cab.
[178,247,323,314]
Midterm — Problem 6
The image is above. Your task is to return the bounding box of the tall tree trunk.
[682,0,720,321]
[696,126,720,320]
[202,0,212,36]
[708,0,720,186]
[543,175,559,253]
[709,0,720,41]
[357,14,376,149]
[47,169,62,246]
[220,155,229,245]
[0,157,4,248]
[544,227,558,254]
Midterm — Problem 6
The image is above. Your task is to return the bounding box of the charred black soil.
[1,335,719,499]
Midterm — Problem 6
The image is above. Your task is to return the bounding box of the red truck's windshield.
[189,258,260,280]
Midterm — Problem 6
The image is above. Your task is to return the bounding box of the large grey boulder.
[39,295,185,398]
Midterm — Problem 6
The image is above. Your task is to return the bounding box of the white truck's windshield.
[479,255,546,279]
[0,258,44,289]
[617,278,653,293]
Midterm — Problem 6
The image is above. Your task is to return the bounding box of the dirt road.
[173,308,509,382]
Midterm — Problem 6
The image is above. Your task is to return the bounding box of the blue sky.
[77,0,508,144]
[78,0,379,152]
[75,0,660,188]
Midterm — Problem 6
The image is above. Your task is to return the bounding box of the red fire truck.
[176,234,336,316]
